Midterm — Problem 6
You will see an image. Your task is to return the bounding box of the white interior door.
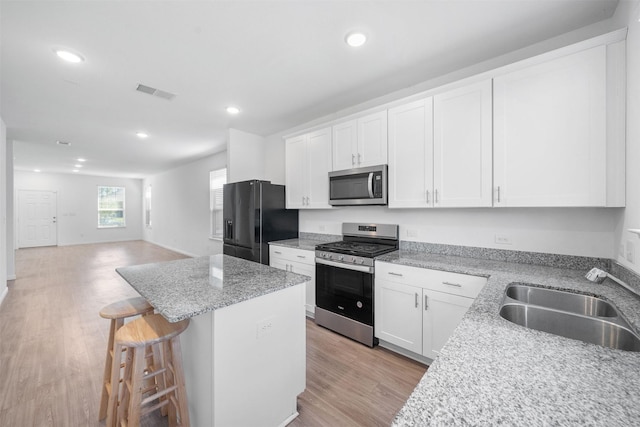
[18,190,58,248]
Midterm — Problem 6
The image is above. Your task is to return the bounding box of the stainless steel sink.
[499,283,640,352]
[505,283,618,317]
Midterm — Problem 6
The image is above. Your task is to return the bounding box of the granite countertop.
[380,250,640,426]
[269,234,340,252]
[116,254,310,322]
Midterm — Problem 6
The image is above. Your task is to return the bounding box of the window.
[210,168,227,239]
[144,184,152,228]
[98,186,126,228]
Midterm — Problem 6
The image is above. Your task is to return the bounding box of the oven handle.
[315,258,374,274]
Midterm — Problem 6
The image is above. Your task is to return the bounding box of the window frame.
[97,185,126,229]
[209,168,227,240]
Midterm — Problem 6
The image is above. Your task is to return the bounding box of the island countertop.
[116,254,310,322]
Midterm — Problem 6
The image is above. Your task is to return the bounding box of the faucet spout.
[586,268,640,299]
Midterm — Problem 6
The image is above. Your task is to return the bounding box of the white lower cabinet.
[375,261,486,360]
[270,245,316,316]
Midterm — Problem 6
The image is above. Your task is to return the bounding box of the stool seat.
[115,314,190,347]
[100,296,154,319]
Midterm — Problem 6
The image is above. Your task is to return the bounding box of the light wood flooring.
[0,241,427,426]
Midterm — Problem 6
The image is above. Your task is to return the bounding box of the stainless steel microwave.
[329,164,387,206]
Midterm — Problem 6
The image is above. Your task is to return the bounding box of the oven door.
[315,259,374,326]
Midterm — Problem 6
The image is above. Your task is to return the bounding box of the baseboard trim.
[142,239,199,258]
[0,286,8,307]
[7,274,16,280]
[378,340,432,366]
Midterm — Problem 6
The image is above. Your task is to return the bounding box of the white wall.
[0,117,7,305]
[143,151,226,257]
[6,137,15,280]
[227,128,266,183]
[14,171,143,246]
[265,11,631,260]
[614,0,640,274]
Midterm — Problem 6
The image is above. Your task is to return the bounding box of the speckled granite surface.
[382,250,640,426]
[116,254,310,322]
[270,235,340,252]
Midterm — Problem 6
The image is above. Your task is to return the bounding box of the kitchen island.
[116,254,310,427]
[381,250,640,426]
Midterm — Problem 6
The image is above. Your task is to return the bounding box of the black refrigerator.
[223,180,299,265]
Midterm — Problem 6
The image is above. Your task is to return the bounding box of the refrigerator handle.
[225,220,233,240]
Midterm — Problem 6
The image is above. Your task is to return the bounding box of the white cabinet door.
[290,262,315,315]
[357,110,388,168]
[285,135,307,209]
[375,278,423,354]
[270,246,316,315]
[422,290,474,360]
[433,79,493,207]
[306,127,332,209]
[493,45,607,207]
[388,98,434,208]
[332,120,358,171]
[285,128,332,209]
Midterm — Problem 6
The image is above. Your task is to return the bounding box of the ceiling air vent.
[136,84,176,101]
[56,140,71,146]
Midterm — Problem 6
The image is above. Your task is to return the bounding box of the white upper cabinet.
[493,43,625,207]
[332,111,388,171]
[285,127,332,209]
[388,98,434,208]
[433,79,493,207]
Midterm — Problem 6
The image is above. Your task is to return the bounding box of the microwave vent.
[136,83,176,101]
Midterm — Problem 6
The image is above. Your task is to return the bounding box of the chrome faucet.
[586,268,640,299]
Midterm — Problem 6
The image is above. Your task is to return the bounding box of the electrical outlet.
[495,234,512,245]
[256,317,275,339]
[626,240,635,264]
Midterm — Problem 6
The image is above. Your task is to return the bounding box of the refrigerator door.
[223,181,256,249]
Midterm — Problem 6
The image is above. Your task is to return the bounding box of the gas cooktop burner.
[316,240,396,257]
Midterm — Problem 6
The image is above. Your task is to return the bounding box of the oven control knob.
[358,259,364,264]
[322,252,328,258]
[338,255,344,261]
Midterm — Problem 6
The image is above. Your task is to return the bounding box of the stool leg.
[150,342,169,417]
[106,341,125,427]
[126,347,146,427]
[99,318,120,420]
[169,336,190,427]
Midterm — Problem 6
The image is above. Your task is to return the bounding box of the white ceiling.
[0,0,620,178]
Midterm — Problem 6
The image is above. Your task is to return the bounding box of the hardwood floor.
[0,241,427,426]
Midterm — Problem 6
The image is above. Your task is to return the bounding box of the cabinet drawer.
[269,245,314,265]
[375,261,486,299]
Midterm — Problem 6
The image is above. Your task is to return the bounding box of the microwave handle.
[368,172,374,198]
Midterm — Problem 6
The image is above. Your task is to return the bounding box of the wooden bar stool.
[98,296,154,421]
[107,313,191,427]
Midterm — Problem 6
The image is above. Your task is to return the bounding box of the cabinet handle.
[426,190,429,204]
[424,295,429,311]
[443,281,462,288]
[352,154,356,165]
[415,293,419,308]
[435,189,439,204]
[306,196,310,205]
[497,186,501,203]
[275,251,282,255]
[388,272,403,277]
[297,255,306,259]
[357,153,361,164]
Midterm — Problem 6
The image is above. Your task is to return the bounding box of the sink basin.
[499,283,640,352]
[505,283,618,317]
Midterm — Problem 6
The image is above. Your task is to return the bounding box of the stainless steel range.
[315,223,399,347]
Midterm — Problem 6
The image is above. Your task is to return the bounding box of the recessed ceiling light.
[345,32,367,47]
[74,164,83,168]
[76,158,86,162]
[226,106,241,115]
[34,169,41,173]
[55,49,84,63]
[72,169,79,173]
[136,132,149,139]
